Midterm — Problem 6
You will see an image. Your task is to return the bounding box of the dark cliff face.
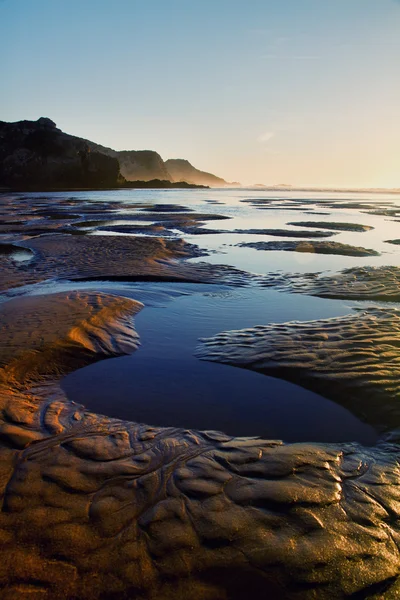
[165,158,228,187]
[0,117,226,189]
[0,118,122,189]
[117,150,172,182]
[88,141,173,182]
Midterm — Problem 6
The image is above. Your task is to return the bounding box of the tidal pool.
[62,282,377,444]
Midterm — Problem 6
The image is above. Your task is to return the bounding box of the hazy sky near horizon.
[0,0,399,187]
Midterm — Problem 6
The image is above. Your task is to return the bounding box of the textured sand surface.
[1,233,255,293]
[238,240,379,257]
[0,291,142,388]
[261,266,400,302]
[1,192,400,598]
[1,388,400,599]
[197,308,400,432]
[287,221,374,232]
[1,306,400,598]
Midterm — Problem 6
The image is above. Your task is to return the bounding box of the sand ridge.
[197,307,400,432]
[1,233,257,293]
[260,265,400,302]
[286,221,374,232]
[238,240,379,257]
[0,291,143,389]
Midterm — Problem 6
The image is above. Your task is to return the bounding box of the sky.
[0,0,399,188]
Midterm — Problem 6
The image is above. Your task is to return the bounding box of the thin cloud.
[258,131,275,143]
[262,54,319,60]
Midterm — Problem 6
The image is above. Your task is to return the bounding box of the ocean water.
[17,188,400,443]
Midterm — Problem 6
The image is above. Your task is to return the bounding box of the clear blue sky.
[1,0,399,187]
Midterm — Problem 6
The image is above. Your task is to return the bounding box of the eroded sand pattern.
[286,221,374,232]
[238,240,379,257]
[1,303,400,599]
[2,233,256,294]
[261,266,400,302]
[0,291,142,388]
[197,308,400,432]
[1,190,400,598]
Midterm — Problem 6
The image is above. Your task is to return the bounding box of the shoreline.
[0,181,210,193]
[2,185,400,194]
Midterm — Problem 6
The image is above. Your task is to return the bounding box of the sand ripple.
[197,307,400,432]
[0,291,142,388]
[261,266,400,302]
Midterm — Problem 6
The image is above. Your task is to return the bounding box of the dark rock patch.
[0,117,122,189]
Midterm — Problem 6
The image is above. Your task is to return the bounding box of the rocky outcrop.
[0,118,122,189]
[0,117,228,188]
[165,158,228,187]
[119,151,172,181]
[88,140,173,182]
[89,148,228,186]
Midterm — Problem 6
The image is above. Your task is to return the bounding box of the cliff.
[0,118,227,189]
[165,158,228,187]
[0,118,122,189]
[88,141,172,182]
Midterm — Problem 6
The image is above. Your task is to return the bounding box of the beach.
[1,188,400,598]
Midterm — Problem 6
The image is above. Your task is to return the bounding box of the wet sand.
[238,239,379,257]
[260,265,400,301]
[197,307,400,432]
[1,190,400,598]
[286,220,374,232]
[0,297,400,599]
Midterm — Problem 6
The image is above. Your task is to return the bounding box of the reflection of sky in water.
[62,283,377,445]
[96,188,400,271]
[11,249,34,263]
[16,189,400,443]
[47,187,400,274]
